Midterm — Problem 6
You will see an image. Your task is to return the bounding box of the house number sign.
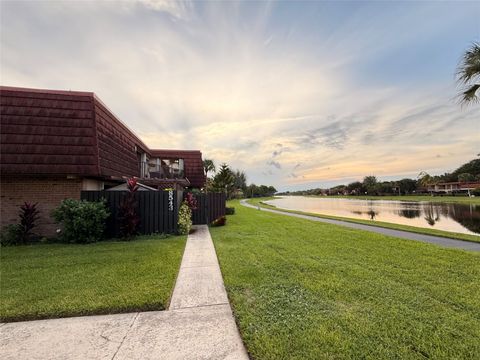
[168,190,174,211]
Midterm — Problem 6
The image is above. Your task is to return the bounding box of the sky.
[1,0,479,191]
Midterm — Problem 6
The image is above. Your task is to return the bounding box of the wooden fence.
[192,193,226,225]
[81,190,178,237]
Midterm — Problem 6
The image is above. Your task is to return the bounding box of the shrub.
[190,188,202,195]
[211,216,227,227]
[52,199,110,244]
[0,202,40,246]
[118,178,140,239]
[225,207,235,215]
[0,224,22,246]
[178,201,192,235]
[472,187,480,197]
[184,192,198,210]
[19,202,40,244]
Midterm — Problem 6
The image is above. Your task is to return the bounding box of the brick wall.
[0,176,84,237]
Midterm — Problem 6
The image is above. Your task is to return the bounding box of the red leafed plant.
[211,216,226,227]
[127,177,139,192]
[184,192,198,210]
[19,202,40,244]
[118,178,140,239]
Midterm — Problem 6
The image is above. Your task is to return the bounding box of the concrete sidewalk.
[240,200,480,251]
[0,226,249,360]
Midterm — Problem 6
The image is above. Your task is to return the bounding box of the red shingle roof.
[1,86,206,187]
[1,87,98,176]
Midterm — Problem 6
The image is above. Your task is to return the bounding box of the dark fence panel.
[192,193,226,225]
[81,190,177,237]
[208,192,226,223]
[192,194,207,225]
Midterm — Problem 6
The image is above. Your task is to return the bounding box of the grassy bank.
[0,234,186,322]
[210,201,480,359]
[247,198,480,243]
[310,194,480,204]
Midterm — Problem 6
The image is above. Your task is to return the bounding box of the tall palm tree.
[418,171,432,188]
[203,159,215,178]
[456,42,480,104]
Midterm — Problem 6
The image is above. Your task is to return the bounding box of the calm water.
[265,196,480,236]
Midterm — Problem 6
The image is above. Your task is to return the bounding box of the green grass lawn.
[247,197,480,243]
[210,201,480,359]
[313,194,480,204]
[0,235,186,322]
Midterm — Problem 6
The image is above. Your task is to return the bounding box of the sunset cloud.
[1,1,478,190]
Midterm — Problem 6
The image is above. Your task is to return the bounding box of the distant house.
[427,181,480,195]
[0,86,206,235]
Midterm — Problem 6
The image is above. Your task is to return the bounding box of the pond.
[264,196,480,236]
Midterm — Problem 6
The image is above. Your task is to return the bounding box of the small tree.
[363,176,378,195]
[19,202,40,244]
[118,178,140,239]
[212,163,235,198]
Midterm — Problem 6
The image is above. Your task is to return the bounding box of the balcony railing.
[139,161,185,179]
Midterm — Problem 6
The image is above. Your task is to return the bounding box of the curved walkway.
[240,200,480,251]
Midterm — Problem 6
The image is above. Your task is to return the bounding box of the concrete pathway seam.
[181,265,215,269]
[240,199,480,251]
[171,302,230,311]
[111,312,139,360]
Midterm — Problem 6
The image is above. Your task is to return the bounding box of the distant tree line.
[278,158,480,196]
[202,160,277,199]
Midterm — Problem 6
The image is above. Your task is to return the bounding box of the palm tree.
[417,171,432,188]
[203,159,215,178]
[456,42,480,104]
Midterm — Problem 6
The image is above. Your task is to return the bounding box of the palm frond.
[462,84,480,103]
[456,42,480,105]
[456,42,480,84]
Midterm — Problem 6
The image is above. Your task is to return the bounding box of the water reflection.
[397,209,421,219]
[351,210,378,220]
[423,204,441,226]
[449,204,480,234]
[265,197,480,236]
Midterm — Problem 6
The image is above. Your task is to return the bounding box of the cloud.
[135,0,193,20]
[272,143,290,157]
[1,1,478,191]
[267,160,282,169]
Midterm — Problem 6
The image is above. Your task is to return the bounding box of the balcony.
[139,160,185,179]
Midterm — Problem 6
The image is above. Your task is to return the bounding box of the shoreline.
[247,197,480,243]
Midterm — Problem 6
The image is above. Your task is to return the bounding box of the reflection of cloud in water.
[270,197,480,235]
